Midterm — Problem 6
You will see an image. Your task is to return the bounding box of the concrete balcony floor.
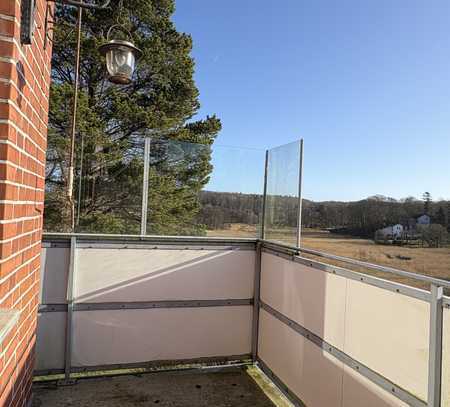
[32,366,291,407]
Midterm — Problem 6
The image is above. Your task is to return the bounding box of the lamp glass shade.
[99,39,141,85]
[105,46,136,84]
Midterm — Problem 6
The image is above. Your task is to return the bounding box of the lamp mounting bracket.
[47,0,111,10]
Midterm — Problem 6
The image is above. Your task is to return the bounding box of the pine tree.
[423,192,432,214]
[45,0,221,234]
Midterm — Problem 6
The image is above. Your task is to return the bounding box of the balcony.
[32,232,449,407]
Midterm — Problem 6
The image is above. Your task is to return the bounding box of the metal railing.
[39,233,449,406]
[259,238,449,407]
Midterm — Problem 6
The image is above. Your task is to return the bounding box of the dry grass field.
[207,224,450,291]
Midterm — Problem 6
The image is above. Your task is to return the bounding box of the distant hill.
[197,191,450,238]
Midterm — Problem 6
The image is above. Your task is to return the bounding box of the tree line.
[197,191,450,240]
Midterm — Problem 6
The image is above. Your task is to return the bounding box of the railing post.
[140,137,151,236]
[295,139,304,248]
[260,150,269,240]
[251,241,262,361]
[428,284,444,406]
[61,236,77,385]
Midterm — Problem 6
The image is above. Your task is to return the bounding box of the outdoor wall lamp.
[21,0,111,45]
[98,25,142,85]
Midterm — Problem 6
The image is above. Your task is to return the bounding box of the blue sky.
[173,1,450,201]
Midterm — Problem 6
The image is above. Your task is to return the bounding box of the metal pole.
[251,241,262,361]
[75,132,84,227]
[67,7,83,232]
[62,236,77,385]
[428,284,444,407]
[140,137,151,235]
[296,139,304,248]
[260,150,269,240]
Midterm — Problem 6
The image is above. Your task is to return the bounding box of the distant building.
[377,224,404,239]
[416,214,431,226]
[376,214,432,242]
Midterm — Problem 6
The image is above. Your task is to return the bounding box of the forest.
[198,191,450,240]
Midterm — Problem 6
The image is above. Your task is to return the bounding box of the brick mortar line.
[12,278,39,313]
[0,103,48,148]
[0,159,45,180]
[0,133,46,159]
[0,200,42,205]
[0,99,48,138]
[0,77,49,116]
[0,119,47,155]
[0,65,50,112]
[0,14,17,23]
[0,302,38,372]
[0,215,41,225]
[0,320,38,383]
[0,251,41,290]
[0,147,45,179]
[0,52,50,108]
[0,77,50,124]
[0,240,41,265]
[0,179,44,192]
[0,228,38,245]
[0,30,52,83]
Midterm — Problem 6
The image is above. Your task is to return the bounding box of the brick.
[0,1,51,405]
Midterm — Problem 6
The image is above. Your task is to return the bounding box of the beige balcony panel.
[258,309,343,407]
[344,279,430,401]
[71,306,252,367]
[74,249,255,303]
[260,252,347,349]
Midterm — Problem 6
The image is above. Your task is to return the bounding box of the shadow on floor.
[32,367,285,407]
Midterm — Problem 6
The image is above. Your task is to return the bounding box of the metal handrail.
[259,238,450,289]
[299,246,450,289]
[43,232,257,244]
[41,233,450,289]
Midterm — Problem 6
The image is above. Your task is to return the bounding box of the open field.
[206,225,450,291]
[301,229,450,290]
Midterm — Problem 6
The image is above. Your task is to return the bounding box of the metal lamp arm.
[49,0,111,9]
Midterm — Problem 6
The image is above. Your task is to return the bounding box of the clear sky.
[173,1,450,201]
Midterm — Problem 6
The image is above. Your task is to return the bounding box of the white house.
[378,224,404,239]
[417,214,431,226]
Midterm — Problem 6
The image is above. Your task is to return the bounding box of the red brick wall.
[0,0,52,405]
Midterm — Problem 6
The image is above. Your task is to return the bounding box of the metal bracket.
[20,0,37,44]
[43,0,110,49]
[56,378,77,386]
[47,0,110,9]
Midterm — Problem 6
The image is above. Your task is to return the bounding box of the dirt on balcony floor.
[32,366,291,407]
